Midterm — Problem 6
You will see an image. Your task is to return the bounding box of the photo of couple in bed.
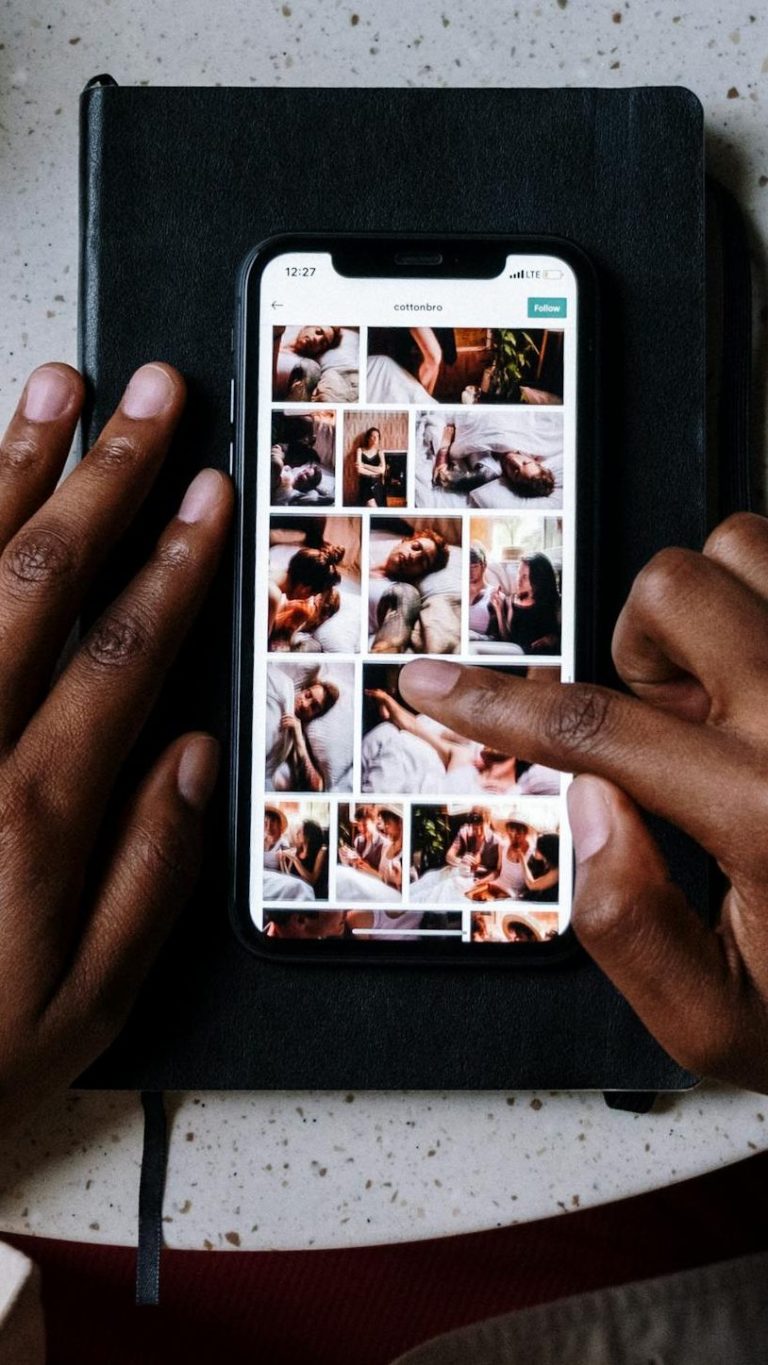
[335,802,405,904]
[368,516,462,655]
[268,515,362,653]
[263,799,331,903]
[273,326,360,403]
[415,410,563,511]
[270,410,336,506]
[410,801,561,906]
[361,663,561,798]
[468,515,562,657]
[366,327,563,407]
[266,661,353,793]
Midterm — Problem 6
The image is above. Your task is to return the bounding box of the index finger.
[398,659,751,864]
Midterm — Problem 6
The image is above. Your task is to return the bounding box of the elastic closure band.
[136,1091,168,1306]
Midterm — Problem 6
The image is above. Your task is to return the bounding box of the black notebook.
[77,83,749,1094]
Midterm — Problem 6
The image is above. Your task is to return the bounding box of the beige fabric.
[391,1251,768,1365]
[0,1241,45,1365]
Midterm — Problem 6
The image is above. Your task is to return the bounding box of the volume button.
[228,440,234,476]
[230,377,235,425]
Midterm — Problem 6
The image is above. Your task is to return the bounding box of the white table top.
[1,0,767,1251]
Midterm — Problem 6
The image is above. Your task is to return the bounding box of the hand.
[0,362,232,1128]
[401,513,768,1094]
[365,686,393,720]
[280,713,301,734]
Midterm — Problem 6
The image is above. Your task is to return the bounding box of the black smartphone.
[230,235,597,962]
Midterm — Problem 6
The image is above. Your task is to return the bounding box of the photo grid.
[259,325,570,944]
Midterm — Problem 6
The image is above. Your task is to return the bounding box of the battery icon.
[542,269,564,279]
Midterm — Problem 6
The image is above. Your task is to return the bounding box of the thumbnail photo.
[470,908,560,943]
[270,410,337,507]
[268,515,362,653]
[361,663,561,797]
[262,907,462,941]
[468,516,562,657]
[263,799,331,903]
[272,325,360,403]
[266,661,354,793]
[414,409,563,510]
[366,328,563,406]
[368,516,462,655]
[342,410,408,508]
[409,800,560,904]
[335,802,404,903]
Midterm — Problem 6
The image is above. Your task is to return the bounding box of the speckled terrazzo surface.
[2,0,768,1250]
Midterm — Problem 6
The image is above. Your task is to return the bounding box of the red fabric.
[7,1151,768,1365]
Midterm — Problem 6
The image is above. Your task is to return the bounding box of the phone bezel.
[230,233,599,966]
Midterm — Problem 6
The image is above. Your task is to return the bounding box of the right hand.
[401,513,768,1094]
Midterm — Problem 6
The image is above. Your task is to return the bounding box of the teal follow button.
[527,297,567,318]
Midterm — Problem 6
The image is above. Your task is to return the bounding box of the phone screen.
[247,247,580,951]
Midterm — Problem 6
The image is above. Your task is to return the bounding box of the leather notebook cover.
[78,84,714,1091]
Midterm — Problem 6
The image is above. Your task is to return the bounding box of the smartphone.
[230,235,597,962]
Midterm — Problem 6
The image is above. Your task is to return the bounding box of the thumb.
[567,775,731,1078]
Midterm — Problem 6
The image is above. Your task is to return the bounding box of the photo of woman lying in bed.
[335,803,404,903]
[409,801,560,905]
[273,325,360,403]
[361,663,561,796]
[415,410,563,510]
[271,410,336,507]
[368,516,462,655]
[366,328,563,406]
[266,661,353,793]
[468,517,562,657]
[268,515,362,653]
[263,801,331,903]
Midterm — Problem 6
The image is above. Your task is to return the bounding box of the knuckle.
[87,433,141,475]
[1,524,75,594]
[703,511,765,561]
[544,684,615,750]
[633,546,701,614]
[130,816,193,889]
[0,435,42,477]
[156,536,192,573]
[84,606,152,669]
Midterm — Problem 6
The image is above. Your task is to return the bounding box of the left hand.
[0,361,233,1128]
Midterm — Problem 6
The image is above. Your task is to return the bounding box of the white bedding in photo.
[410,866,477,904]
[367,529,462,653]
[361,721,560,796]
[263,870,315,902]
[266,662,354,792]
[415,410,564,511]
[269,542,361,653]
[336,864,398,903]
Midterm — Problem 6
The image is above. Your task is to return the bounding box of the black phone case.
[77,83,750,1093]
[231,231,597,970]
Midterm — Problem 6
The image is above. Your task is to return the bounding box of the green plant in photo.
[415,808,452,873]
[485,329,541,402]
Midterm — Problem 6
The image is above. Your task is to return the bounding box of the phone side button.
[230,377,235,425]
[228,441,234,476]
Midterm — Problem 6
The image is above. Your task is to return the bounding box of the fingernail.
[121,364,175,419]
[177,736,220,811]
[400,659,461,703]
[567,777,613,864]
[23,366,75,422]
[177,469,223,524]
